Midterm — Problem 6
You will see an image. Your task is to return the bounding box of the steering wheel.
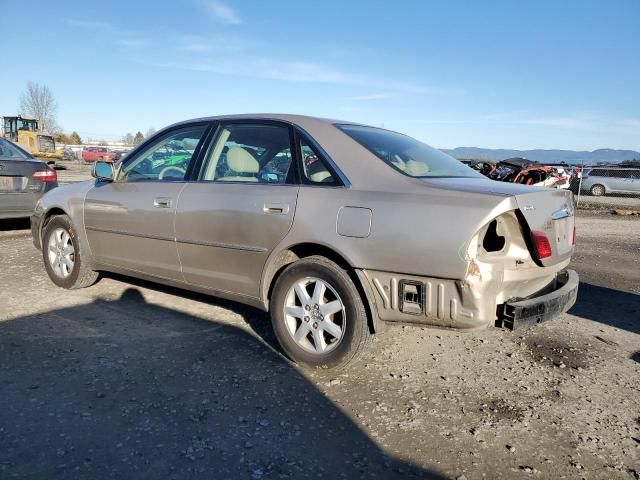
[158,166,186,180]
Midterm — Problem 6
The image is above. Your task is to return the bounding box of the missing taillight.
[32,168,57,183]
[482,219,506,252]
[531,231,552,259]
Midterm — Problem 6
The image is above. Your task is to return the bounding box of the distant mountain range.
[441,147,640,165]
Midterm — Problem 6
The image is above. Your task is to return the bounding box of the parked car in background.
[486,158,568,189]
[580,167,640,196]
[0,138,58,219]
[460,158,495,176]
[82,146,117,163]
[550,166,572,189]
[112,149,130,162]
[61,148,76,161]
[31,114,578,368]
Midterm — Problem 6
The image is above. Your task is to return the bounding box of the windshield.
[17,118,37,131]
[0,139,31,160]
[336,124,483,178]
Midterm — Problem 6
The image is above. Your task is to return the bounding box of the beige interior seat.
[391,154,406,171]
[310,171,332,182]
[306,158,333,182]
[218,146,259,182]
[404,160,430,176]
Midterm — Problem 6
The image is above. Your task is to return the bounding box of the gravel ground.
[0,213,638,479]
[576,195,640,211]
[54,161,94,184]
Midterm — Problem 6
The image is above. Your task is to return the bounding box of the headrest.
[227,146,259,174]
[404,160,430,176]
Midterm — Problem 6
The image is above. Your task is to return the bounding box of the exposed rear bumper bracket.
[497,269,579,330]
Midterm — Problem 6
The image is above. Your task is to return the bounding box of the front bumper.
[496,269,579,330]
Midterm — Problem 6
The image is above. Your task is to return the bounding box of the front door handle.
[154,197,172,208]
[263,203,290,215]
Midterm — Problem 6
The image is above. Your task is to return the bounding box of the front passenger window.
[119,126,207,182]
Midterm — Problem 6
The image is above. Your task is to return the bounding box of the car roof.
[165,113,371,134]
[174,113,341,124]
[588,166,640,170]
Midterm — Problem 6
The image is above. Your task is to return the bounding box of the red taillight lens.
[531,231,552,259]
[32,168,57,183]
[572,225,576,246]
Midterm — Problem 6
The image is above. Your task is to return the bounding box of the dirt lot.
[54,160,93,184]
[0,213,638,480]
[577,195,640,212]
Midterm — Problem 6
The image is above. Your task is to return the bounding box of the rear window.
[0,139,30,160]
[336,124,483,178]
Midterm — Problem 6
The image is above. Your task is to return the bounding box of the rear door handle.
[153,197,172,208]
[263,203,290,215]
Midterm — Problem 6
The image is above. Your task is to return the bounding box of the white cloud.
[176,34,253,53]
[65,18,116,31]
[350,93,395,101]
[201,1,242,25]
[70,15,438,96]
[151,57,432,94]
[180,38,214,52]
[117,38,152,48]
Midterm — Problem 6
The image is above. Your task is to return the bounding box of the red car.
[82,146,117,163]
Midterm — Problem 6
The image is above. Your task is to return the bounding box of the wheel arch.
[590,183,607,195]
[262,242,383,333]
[39,207,68,243]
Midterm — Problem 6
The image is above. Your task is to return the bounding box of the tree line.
[18,81,155,146]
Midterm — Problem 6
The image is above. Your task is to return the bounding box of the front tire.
[42,215,99,289]
[270,256,372,369]
[590,184,605,196]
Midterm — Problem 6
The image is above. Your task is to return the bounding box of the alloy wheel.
[283,277,346,354]
[47,227,75,278]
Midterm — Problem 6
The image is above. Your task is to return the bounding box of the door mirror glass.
[93,161,114,180]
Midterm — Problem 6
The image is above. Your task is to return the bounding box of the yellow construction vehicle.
[1,115,62,159]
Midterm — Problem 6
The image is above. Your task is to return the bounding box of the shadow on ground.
[101,272,283,354]
[569,282,639,335]
[0,288,443,479]
[0,218,30,232]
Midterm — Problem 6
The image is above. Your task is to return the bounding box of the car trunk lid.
[0,159,49,193]
[423,177,575,266]
[514,188,575,267]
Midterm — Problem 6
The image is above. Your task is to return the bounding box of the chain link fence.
[572,162,640,214]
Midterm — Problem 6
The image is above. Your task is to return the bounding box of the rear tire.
[270,256,372,369]
[42,215,99,289]
[590,184,605,196]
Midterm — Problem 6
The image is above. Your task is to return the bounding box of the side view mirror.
[92,161,114,181]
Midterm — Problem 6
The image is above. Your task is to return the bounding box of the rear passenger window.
[200,124,295,184]
[299,138,339,185]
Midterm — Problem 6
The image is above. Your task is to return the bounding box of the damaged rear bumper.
[496,269,579,330]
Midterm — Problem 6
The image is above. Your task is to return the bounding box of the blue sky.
[2,0,639,150]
